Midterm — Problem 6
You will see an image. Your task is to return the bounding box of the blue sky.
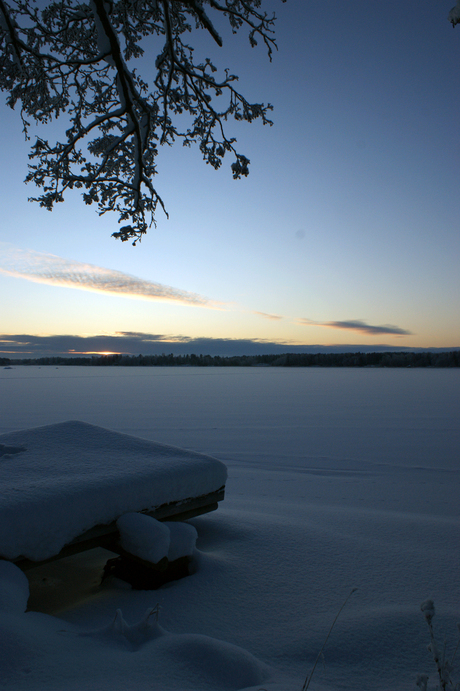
[1,1,460,357]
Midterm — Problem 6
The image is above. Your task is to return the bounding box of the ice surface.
[0,420,227,561]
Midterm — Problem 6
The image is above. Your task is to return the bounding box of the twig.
[302,588,358,691]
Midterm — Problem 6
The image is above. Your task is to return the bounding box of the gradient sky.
[1,1,460,357]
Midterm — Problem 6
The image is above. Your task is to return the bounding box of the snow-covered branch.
[0,0,284,243]
[449,1,460,26]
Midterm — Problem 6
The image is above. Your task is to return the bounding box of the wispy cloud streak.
[253,311,283,321]
[298,318,412,336]
[0,244,220,308]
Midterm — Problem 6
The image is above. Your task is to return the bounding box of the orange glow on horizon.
[68,351,123,356]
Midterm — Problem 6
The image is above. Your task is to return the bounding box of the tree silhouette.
[0,0,283,243]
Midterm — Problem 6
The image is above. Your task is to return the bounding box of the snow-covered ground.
[0,366,459,691]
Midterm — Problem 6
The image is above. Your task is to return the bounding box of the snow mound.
[0,601,275,691]
[84,606,166,649]
[0,421,227,561]
[0,561,29,612]
[117,513,171,563]
[116,514,198,563]
[155,632,272,690]
[165,521,198,561]
[83,606,272,688]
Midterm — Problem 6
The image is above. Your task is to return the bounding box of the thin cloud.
[0,244,221,308]
[297,318,412,336]
[253,311,283,321]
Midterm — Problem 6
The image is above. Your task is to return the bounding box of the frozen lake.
[2,365,459,469]
[1,365,459,691]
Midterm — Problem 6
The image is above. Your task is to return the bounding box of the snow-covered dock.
[0,421,227,565]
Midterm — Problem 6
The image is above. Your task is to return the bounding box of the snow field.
[0,367,459,691]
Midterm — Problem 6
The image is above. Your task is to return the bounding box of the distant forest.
[2,351,460,368]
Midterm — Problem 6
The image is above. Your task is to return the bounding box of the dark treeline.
[2,351,460,368]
